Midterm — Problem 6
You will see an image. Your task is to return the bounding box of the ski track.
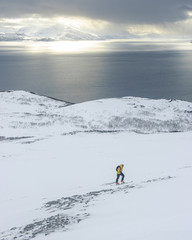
[0,176,175,240]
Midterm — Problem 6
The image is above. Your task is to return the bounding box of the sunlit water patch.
[0,39,191,54]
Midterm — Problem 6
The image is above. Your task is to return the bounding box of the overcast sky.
[0,0,192,38]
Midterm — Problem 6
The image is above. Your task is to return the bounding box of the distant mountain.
[0,33,24,41]
[0,24,137,41]
[18,25,101,41]
[0,25,102,41]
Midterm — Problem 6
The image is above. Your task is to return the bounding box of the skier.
[116,164,125,184]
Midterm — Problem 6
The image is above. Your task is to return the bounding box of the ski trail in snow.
[0,176,175,240]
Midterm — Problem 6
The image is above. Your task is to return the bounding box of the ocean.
[0,40,192,103]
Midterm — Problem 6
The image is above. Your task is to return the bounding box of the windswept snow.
[0,91,192,240]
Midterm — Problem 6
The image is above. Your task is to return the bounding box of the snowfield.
[0,91,192,240]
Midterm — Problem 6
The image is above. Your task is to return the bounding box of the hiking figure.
[116,164,125,184]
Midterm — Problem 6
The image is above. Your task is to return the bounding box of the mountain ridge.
[0,90,192,139]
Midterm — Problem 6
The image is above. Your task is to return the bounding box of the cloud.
[0,0,192,39]
[0,0,191,25]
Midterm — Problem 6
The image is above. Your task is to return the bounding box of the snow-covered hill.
[0,91,192,240]
[0,91,192,139]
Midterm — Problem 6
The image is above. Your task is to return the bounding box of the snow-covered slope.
[0,91,192,240]
[0,91,192,139]
[0,91,72,138]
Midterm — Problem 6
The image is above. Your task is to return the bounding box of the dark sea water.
[0,41,192,103]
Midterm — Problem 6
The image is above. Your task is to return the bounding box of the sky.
[0,0,192,40]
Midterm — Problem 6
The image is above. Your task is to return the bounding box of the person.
[116,164,125,184]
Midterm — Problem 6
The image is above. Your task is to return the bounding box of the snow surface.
[0,91,192,240]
